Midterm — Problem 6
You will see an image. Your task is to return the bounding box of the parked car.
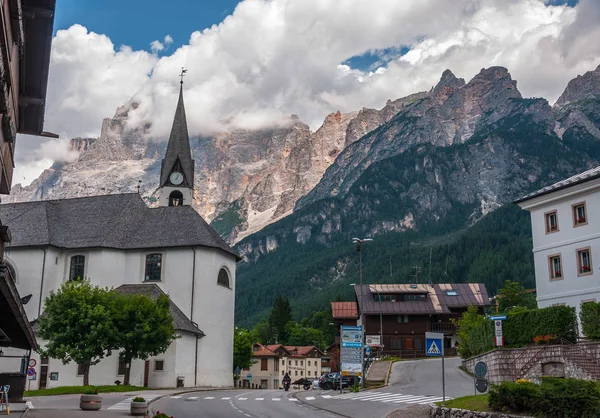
[318,372,359,390]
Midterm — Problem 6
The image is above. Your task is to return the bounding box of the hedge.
[580,301,600,340]
[489,378,600,418]
[459,305,578,358]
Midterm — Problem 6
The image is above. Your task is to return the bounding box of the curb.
[384,361,393,386]
[290,391,351,418]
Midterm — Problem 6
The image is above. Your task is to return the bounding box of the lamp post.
[352,237,372,387]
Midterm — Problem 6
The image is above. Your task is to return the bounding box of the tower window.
[69,255,85,281]
[168,190,184,207]
[145,254,162,282]
[217,268,230,288]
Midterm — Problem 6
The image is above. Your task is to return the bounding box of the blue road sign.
[489,315,507,320]
[365,346,371,355]
[425,332,443,357]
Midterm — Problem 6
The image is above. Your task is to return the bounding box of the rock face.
[7,100,397,243]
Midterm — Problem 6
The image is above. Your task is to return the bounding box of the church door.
[144,361,150,387]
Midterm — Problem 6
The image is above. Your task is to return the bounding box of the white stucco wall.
[4,243,236,389]
[519,177,600,316]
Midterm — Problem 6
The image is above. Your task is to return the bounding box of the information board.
[341,325,363,376]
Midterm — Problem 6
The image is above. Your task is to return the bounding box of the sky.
[14,0,600,186]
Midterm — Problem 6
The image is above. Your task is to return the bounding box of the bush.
[488,381,540,413]
[580,302,600,340]
[488,379,600,418]
[132,397,145,402]
[503,305,577,346]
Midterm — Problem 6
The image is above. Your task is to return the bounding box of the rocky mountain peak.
[555,65,600,106]
[435,69,465,90]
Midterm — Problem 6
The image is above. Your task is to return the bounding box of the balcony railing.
[427,322,456,334]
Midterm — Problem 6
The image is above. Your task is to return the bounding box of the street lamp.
[352,237,372,387]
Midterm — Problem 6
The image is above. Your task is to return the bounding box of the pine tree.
[268,295,292,343]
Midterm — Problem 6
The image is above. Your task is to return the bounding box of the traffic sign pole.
[442,351,445,405]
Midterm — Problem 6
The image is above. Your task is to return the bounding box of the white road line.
[363,394,407,402]
[289,398,298,401]
[255,397,264,401]
[171,396,182,399]
[272,398,281,401]
[305,396,315,401]
[238,397,248,400]
[321,395,332,399]
[391,396,427,403]
[204,396,215,399]
[417,397,445,404]
[221,397,231,400]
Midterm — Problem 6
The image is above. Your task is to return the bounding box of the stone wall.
[429,405,533,418]
[462,342,600,384]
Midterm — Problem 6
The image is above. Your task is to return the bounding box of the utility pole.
[411,266,422,283]
[428,247,433,285]
[352,237,372,388]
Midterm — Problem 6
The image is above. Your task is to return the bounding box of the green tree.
[38,280,119,386]
[250,319,275,344]
[496,280,536,312]
[453,305,487,358]
[115,293,178,385]
[233,328,255,375]
[268,295,292,343]
[285,322,325,348]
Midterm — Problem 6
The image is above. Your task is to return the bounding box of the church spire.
[158,69,195,207]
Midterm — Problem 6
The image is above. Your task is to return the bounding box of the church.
[0,79,239,389]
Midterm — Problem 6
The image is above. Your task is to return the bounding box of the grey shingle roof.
[514,165,600,204]
[0,193,239,259]
[115,284,204,336]
[160,85,195,189]
[354,283,490,315]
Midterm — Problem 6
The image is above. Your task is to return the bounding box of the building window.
[295,370,298,376]
[118,357,127,375]
[295,360,298,366]
[577,247,593,276]
[217,268,230,288]
[573,202,587,227]
[261,358,268,371]
[168,190,184,207]
[154,360,164,371]
[391,338,402,350]
[300,371,303,376]
[397,315,409,323]
[548,254,563,280]
[145,254,162,281]
[545,210,559,233]
[414,338,422,350]
[300,361,303,366]
[282,370,285,376]
[274,358,279,372]
[77,363,86,376]
[308,370,311,376]
[374,294,396,302]
[69,255,85,281]
[288,360,291,366]
[446,290,458,296]
[282,360,285,365]
[307,361,311,366]
[403,294,426,301]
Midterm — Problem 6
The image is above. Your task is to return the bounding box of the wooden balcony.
[427,322,456,334]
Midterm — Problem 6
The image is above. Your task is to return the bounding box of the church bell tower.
[159,68,195,207]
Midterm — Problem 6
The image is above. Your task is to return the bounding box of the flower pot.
[130,400,148,416]
[80,394,102,410]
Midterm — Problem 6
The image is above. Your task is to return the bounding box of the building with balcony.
[515,166,600,318]
[353,283,491,357]
[241,344,324,389]
[0,0,56,401]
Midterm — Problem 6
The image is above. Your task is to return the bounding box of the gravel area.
[387,404,430,418]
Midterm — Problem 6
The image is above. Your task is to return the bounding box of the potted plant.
[80,387,102,410]
[131,396,147,416]
[152,411,173,418]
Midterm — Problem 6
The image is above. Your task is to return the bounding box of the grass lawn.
[436,394,490,412]
[25,385,144,396]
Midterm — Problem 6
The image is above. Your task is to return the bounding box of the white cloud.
[17,0,600,172]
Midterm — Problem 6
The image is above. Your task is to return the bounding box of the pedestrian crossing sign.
[425,332,444,357]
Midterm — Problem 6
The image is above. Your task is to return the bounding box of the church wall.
[192,247,236,387]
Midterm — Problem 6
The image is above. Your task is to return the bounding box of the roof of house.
[160,85,195,189]
[0,193,239,259]
[114,284,204,336]
[252,344,325,358]
[514,165,600,204]
[354,283,490,315]
[331,301,358,319]
[283,345,324,357]
[252,343,280,357]
[19,0,57,137]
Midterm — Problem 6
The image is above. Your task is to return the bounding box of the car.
[318,372,359,390]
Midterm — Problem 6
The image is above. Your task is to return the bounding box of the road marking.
[222,397,231,400]
[305,396,315,400]
[289,398,298,401]
[204,396,215,399]
[255,397,264,400]
[238,397,248,400]
[170,396,182,399]
[107,396,158,410]
[272,398,281,401]
[321,395,332,399]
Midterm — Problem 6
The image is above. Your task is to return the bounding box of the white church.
[0,80,239,389]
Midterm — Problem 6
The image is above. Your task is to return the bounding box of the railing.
[427,322,456,333]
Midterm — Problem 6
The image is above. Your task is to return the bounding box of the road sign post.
[426,332,445,405]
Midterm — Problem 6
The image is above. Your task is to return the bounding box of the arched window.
[169,190,184,207]
[145,254,162,282]
[69,255,85,281]
[217,268,230,288]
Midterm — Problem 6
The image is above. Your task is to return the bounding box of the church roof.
[0,193,239,259]
[160,85,195,188]
[115,284,204,336]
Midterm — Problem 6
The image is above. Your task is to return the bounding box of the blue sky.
[54,0,243,52]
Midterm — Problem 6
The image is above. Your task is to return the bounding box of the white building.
[0,82,239,389]
[516,166,600,317]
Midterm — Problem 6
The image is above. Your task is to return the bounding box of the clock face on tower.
[169,171,184,185]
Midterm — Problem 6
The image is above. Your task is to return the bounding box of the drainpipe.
[190,248,198,386]
[194,332,200,387]
[37,249,47,317]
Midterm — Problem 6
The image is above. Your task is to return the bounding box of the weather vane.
[179,67,187,84]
